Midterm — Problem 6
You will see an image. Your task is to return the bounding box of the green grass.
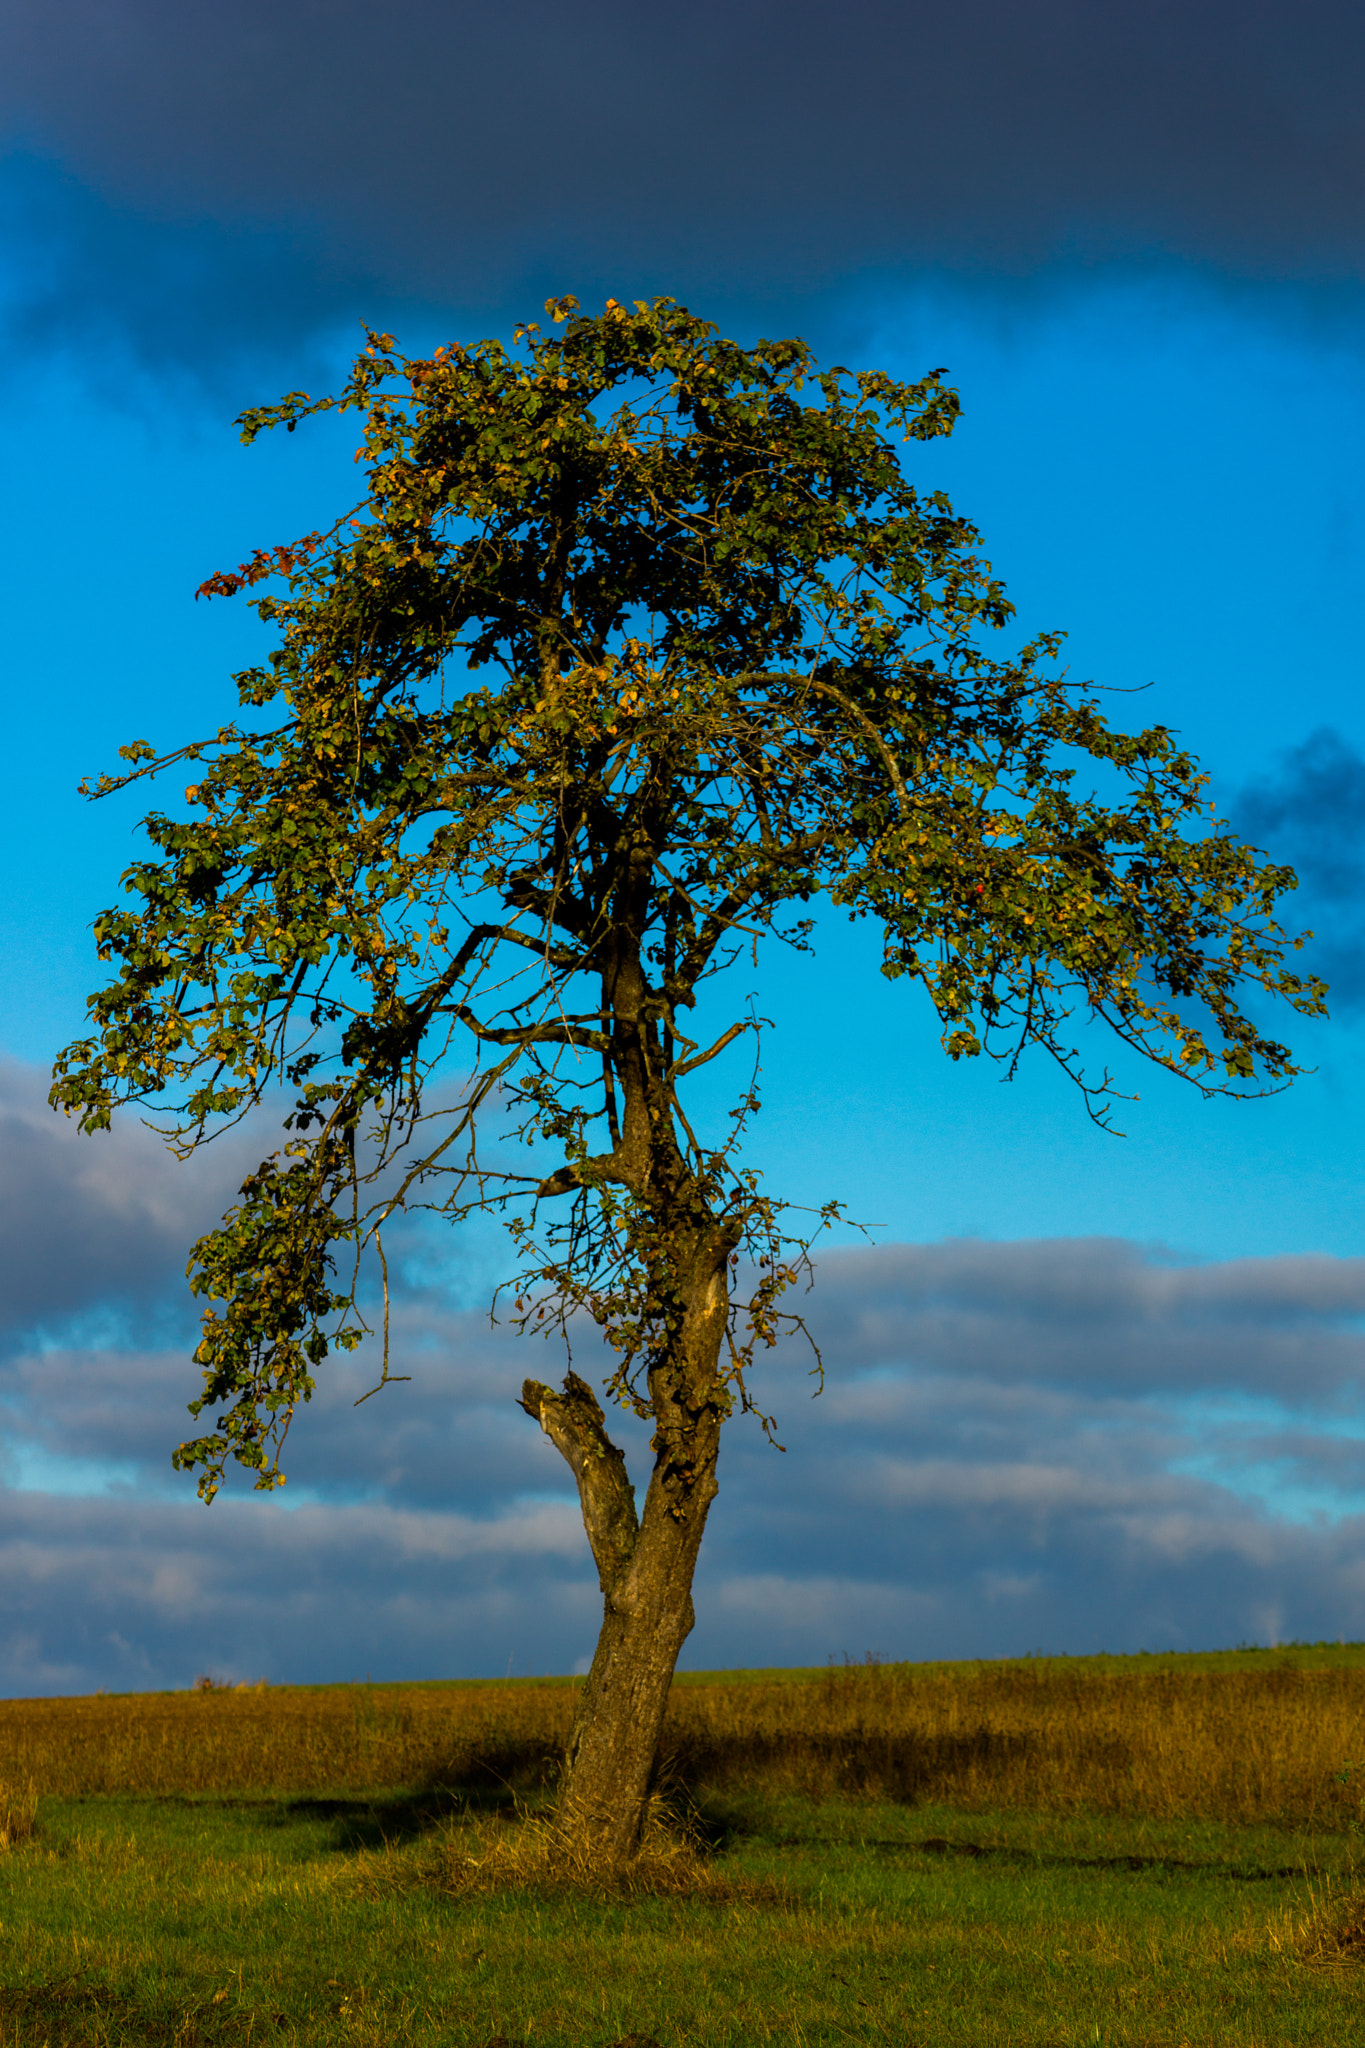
[3,1784,1362,2046]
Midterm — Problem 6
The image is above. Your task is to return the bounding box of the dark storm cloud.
[1,1,1363,384]
[1232,727,1365,1011]
[0,153,406,401]
[6,1224,1365,1689]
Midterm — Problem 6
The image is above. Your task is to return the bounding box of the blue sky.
[3,1,1365,1692]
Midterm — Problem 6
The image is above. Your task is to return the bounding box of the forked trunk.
[557,1456,716,1860]
[519,1222,735,1863]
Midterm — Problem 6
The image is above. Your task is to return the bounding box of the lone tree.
[54,297,1321,1861]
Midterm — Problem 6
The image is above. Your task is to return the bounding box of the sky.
[3,0,1365,1694]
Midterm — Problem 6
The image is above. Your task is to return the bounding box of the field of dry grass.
[6,1646,1365,1826]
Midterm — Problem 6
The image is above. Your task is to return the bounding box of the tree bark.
[519,1216,737,1863]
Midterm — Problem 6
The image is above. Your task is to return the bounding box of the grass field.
[4,1647,1365,2045]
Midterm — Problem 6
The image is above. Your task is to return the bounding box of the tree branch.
[799,677,910,816]
[519,1373,639,1596]
[492,923,589,974]
[506,870,596,939]
[667,1019,753,1081]
[674,832,828,989]
[451,1005,610,1051]
[743,669,911,816]
[535,1144,642,1197]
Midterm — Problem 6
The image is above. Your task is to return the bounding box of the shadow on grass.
[660,1725,1049,1803]
[796,1831,1340,1883]
[282,1786,525,1852]
[193,1748,736,1860]
[141,1773,550,1854]
[297,1781,740,1867]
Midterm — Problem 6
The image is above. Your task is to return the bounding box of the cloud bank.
[0,154,395,401]
[3,1059,1365,1694]
[3,3,1364,392]
[6,1,1364,289]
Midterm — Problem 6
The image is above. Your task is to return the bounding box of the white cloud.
[857,1456,1157,1515]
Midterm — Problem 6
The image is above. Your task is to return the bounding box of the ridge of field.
[7,1644,1365,1826]
[9,1637,1365,1710]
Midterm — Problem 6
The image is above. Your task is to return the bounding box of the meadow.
[3,1645,1365,2045]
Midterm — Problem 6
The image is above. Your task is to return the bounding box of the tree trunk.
[519,1219,736,1863]
[555,1443,717,1860]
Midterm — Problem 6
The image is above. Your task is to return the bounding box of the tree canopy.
[52,296,1323,1857]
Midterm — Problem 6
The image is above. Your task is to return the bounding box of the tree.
[52,296,1322,1863]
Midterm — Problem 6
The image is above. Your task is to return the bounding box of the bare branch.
[519,1373,638,1596]
[451,1005,610,1051]
[667,1019,754,1081]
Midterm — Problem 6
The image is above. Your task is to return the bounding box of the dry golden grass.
[413,1796,782,1902]
[1304,1891,1365,1963]
[1265,1878,1365,1965]
[0,1776,38,1850]
[6,1653,1365,1826]
[0,1680,572,1798]
[665,1657,1365,1824]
